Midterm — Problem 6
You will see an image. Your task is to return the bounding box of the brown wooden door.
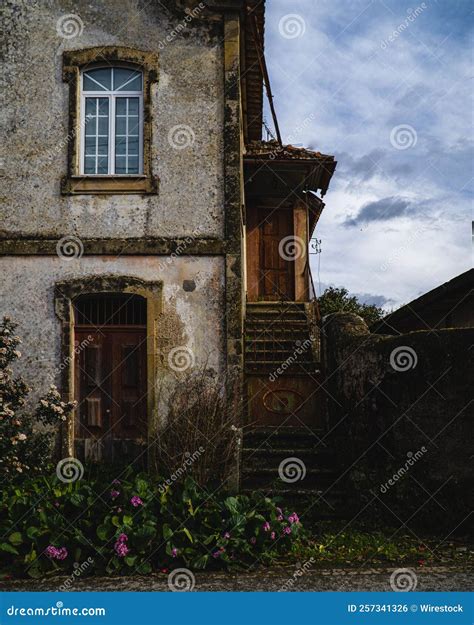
[259,209,295,300]
[75,327,147,463]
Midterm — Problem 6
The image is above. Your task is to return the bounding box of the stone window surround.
[54,275,162,457]
[61,47,159,195]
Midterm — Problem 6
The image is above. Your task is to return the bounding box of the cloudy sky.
[264,0,473,310]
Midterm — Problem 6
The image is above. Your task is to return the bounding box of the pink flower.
[115,542,129,557]
[271,532,276,540]
[45,545,68,560]
[276,507,283,515]
[288,513,300,524]
[130,495,143,507]
[212,550,221,558]
[250,537,257,545]
[56,547,68,560]
[262,522,271,532]
[223,532,230,539]
[110,490,120,499]
[277,514,284,521]
[114,533,129,557]
[283,526,292,535]
[112,479,121,485]
[171,548,178,558]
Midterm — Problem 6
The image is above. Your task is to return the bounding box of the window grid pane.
[83,98,109,174]
[115,97,140,174]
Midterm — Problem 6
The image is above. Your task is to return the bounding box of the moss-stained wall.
[0,256,225,415]
[1,0,225,239]
[322,313,473,532]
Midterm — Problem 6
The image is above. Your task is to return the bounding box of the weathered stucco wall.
[2,1,225,238]
[0,255,225,416]
[322,313,473,532]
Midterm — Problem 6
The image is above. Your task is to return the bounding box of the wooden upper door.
[73,294,147,464]
[259,208,295,301]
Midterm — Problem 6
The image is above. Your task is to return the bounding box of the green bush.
[0,470,304,578]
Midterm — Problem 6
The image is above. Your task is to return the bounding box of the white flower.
[17,433,27,441]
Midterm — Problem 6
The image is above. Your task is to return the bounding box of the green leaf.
[123,515,133,527]
[24,548,37,564]
[124,555,137,567]
[203,534,215,545]
[96,525,110,541]
[26,526,40,539]
[182,527,194,544]
[135,561,152,575]
[0,542,19,555]
[9,532,23,546]
[111,515,120,527]
[193,554,209,569]
[70,493,84,506]
[162,524,173,540]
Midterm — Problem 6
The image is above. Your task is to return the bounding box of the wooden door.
[260,209,295,300]
[73,294,147,464]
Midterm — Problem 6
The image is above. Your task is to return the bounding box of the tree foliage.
[318,286,385,326]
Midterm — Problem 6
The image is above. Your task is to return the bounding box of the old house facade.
[1,1,335,477]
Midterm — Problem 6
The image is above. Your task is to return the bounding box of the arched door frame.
[54,275,162,458]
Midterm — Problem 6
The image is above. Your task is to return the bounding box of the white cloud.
[266,0,472,309]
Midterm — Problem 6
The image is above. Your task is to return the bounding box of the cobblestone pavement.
[1,566,473,592]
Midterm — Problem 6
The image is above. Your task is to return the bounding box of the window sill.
[61,175,158,195]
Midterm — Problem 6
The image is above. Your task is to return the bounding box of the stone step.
[239,487,346,522]
[246,318,309,327]
[241,446,334,467]
[241,469,336,491]
[243,426,326,448]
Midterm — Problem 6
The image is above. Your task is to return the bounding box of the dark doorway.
[73,293,147,465]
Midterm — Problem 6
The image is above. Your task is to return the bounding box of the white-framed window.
[80,66,143,176]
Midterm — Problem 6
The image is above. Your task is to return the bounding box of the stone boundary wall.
[322,313,473,532]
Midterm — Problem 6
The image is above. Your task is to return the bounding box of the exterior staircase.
[240,426,344,521]
[242,303,344,521]
[245,302,319,374]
